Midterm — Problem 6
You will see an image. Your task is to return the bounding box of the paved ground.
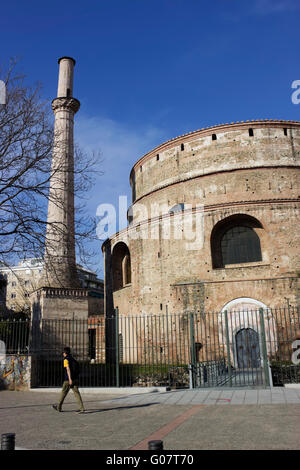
[1,387,300,450]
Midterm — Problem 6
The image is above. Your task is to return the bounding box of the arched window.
[122,254,131,286]
[221,226,262,265]
[169,203,185,214]
[112,243,132,291]
[127,206,133,225]
[211,214,263,268]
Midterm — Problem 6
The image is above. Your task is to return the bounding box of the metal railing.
[0,306,299,388]
[0,318,30,354]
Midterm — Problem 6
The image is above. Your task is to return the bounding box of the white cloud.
[74,114,167,275]
[75,114,165,204]
[253,0,300,14]
[75,113,167,230]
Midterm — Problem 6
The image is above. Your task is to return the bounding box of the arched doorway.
[218,298,276,386]
[220,297,269,369]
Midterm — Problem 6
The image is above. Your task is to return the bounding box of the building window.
[11,293,16,299]
[181,143,184,151]
[249,128,254,137]
[122,254,131,286]
[212,133,217,141]
[12,281,16,287]
[127,206,134,225]
[112,242,132,291]
[169,203,185,214]
[221,226,262,265]
[283,128,288,136]
[156,154,159,161]
[211,214,263,268]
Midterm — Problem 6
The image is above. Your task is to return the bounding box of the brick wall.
[103,121,300,317]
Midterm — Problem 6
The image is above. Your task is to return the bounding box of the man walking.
[52,347,85,414]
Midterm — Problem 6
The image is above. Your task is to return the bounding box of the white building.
[0,258,103,314]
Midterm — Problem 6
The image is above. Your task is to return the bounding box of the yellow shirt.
[64,358,70,380]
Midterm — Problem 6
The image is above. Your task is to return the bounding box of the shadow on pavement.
[78,403,160,414]
[0,401,159,412]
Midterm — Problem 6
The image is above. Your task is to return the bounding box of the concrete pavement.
[0,387,300,450]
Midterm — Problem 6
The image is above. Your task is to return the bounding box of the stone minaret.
[42,57,80,288]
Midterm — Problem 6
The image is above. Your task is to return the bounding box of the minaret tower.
[42,57,80,288]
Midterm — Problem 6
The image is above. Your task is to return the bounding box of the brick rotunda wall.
[103,120,300,318]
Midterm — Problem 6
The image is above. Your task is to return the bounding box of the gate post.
[224,310,232,387]
[115,307,120,388]
[72,312,75,349]
[189,312,196,388]
[259,308,270,387]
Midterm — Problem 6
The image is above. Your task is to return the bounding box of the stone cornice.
[171,276,299,286]
[37,286,89,297]
[51,97,80,114]
[58,56,76,65]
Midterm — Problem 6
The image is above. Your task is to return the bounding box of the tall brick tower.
[42,57,80,288]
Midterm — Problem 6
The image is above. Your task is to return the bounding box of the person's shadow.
[72,403,159,414]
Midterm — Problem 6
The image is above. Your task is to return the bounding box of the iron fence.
[0,306,300,388]
[0,319,30,354]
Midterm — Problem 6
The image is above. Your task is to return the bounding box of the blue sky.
[1,0,299,276]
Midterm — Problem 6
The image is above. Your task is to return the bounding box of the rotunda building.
[102,120,300,319]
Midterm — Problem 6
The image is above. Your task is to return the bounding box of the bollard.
[148,440,163,450]
[1,433,15,450]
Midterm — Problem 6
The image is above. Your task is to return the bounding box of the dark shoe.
[52,405,62,412]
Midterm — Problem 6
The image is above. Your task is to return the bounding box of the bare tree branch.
[0,59,103,276]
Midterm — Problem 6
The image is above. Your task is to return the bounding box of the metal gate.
[236,328,260,368]
[189,308,276,388]
[1,306,299,389]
